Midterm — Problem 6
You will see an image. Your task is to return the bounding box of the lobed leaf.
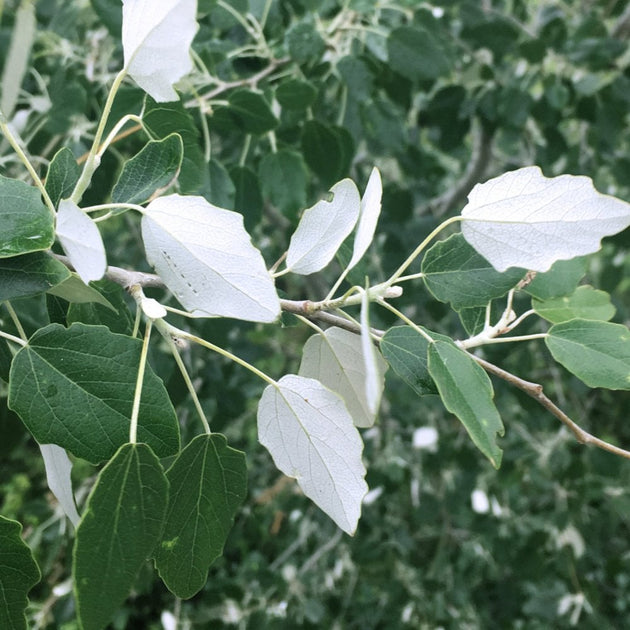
[461,166,630,272]
[257,375,368,534]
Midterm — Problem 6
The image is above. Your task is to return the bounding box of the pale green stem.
[83,202,145,215]
[260,0,273,29]
[71,68,128,203]
[376,298,435,343]
[155,319,211,434]
[4,301,28,341]
[295,314,325,335]
[0,329,26,346]
[162,305,198,318]
[217,0,258,38]
[239,135,252,166]
[129,319,152,444]
[0,110,55,214]
[96,114,143,159]
[460,332,548,349]
[396,271,426,283]
[165,322,276,386]
[268,130,277,153]
[504,308,537,333]
[132,305,142,338]
[387,215,463,284]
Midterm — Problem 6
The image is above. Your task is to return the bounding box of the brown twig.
[472,354,630,460]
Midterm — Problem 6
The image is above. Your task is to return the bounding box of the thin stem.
[71,68,127,203]
[129,319,152,444]
[0,110,55,214]
[132,305,142,338]
[388,216,463,284]
[0,329,27,346]
[165,322,276,386]
[239,134,252,166]
[376,298,434,343]
[461,332,548,348]
[4,301,28,341]
[504,308,537,333]
[96,114,143,159]
[155,319,211,434]
[295,314,325,335]
[83,202,145,215]
[396,271,426,283]
[473,354,630,460]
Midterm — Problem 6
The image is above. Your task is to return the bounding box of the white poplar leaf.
[40,444,80,526]
[56,199,106,283]
[360,289,381,415]
[286,179,361,275]
[122,0,198,103]
[141,194,280,322]
[348,167,382,269]
[461,166,630,272]
[257,375,368,534]
[298,327,387,428]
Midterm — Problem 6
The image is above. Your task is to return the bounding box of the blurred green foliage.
[2,0,630,627]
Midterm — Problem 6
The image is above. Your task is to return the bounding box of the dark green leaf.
[381,326,454,396]
[428,341,504,468]
[230,165,263,232]
[111,133,183,204]
[143,98,205,194]
[259,150,308,214]
[422,233,525,310]
[0,517,40,630]
[546,320,630,390]
[524,257,587,300]
[73,444,168,630]
[286,21,326,65]
[154,434,247,599]
[301,120,354,185]
[0,175,54,257]
[8,323,180,463]
[45,147,80,208]
[226,90,278,134]
[533,286,615,323]
[66,279,135,335]
[0,252,71,301]
[47,275,117,310]
[0,339,13,382]
[387,26,453,82]
[207,159,236,208]
[89,0,122,37]
[276,79,318,110]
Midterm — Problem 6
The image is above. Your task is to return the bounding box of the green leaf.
[8,323,180,463]
[0,175,54,257]
[207,159,236,209]
[546,320,630,390]
[66,279,135,335]
[143,97,205,194]
[301,120,354,185]
[458,302,504,336]
[230,165,263,232]
[73,444,168,630]
[226,90,278,134]
[154,434,247,599]
[533,285,615,323]
[286,21,326,65]
[45,147,81,208]
[0,339,12,382]
[111,133,183,204]
[387,26,453,82]
[422,233,526,310]
[428,341,504,468]
[380,325,452,396]
[259,150,308,214]
[47,275,117,310]
[0,516,40,630]
[524,257,587,300]
[0,252,71,301]
[275,79,318,110]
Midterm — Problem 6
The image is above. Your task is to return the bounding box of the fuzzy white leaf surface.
[286,179,360,275]
[348,167,382,269]
[257,375,368,534]
[40,444,80,526]
[141,194,280,322]
[461,166,630,272]
[56,199,106,283]
[122,0,198,102]
[360,289,382,415]
[299,327,387,428]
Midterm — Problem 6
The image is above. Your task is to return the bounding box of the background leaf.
[533,285,615,323]
[0,253,70,301]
